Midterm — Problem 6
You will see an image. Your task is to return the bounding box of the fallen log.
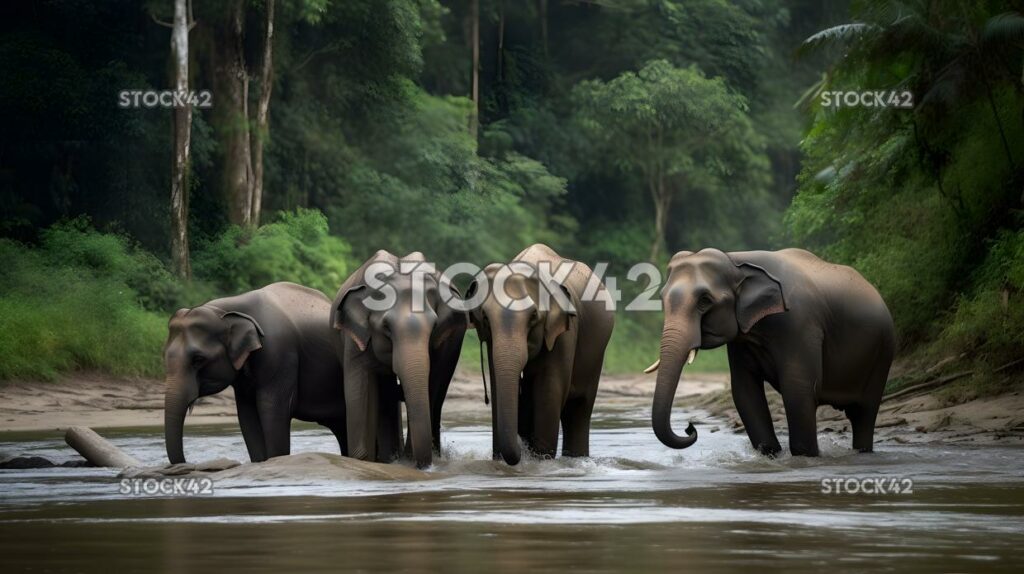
[882,371,974,403]
[882,357,1024,403]
[64,426,142,468]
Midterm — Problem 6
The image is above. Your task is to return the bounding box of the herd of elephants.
[163,244,896,469]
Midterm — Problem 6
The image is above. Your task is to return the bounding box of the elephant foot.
[756,442,782,458]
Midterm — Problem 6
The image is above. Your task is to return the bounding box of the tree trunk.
[469,0,480,139]
[170,0,192,278]
[250,0,275,227]
[649,171,671,263]
[497,1,505,82]
[222,0,253,227]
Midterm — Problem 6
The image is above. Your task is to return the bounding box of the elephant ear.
[733,261,788,333]
[544,283,577,351]
[220,311,265,370]
[332,285,371,352]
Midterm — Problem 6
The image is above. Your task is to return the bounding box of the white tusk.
[643,359,660,374]
[687,349,697,365]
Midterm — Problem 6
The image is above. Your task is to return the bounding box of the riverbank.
[1,370,1022,446]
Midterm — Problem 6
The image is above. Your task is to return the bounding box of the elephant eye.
[191,354,206,367]
[697,293,715,312]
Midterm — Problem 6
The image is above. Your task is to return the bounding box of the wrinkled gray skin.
[470,244,615,465]
[163,282,345,464]
[650,248,896,456]
[331,250,467,468]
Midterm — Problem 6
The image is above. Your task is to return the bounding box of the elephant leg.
[236,397,267,462]
[846,403,879,453]
[728,345,780,456]
[775,334,824,457]
[560,391,596,457]
[376,376,402,462]
[848,348,891,453]
[343,344,380,461]
[518,373,535,446]
[529,362,572,459]
[256,389,293,459]
[253,354,297,460]
[561,355,602,458]
[325,419,348,456]
[781,389,819,457]
[429,337,461,454]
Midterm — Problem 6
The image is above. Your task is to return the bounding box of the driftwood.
[882,357,1024,403]
[882,371,974,403]
[64,426,142,468]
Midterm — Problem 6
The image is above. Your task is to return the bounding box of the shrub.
[935,229,1024,366]
[0,210,356,381]
[193,208,354,296]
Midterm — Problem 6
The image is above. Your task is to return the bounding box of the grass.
[0,212,357,382]
[0,271,167,380]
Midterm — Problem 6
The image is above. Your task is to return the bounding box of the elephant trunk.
[651,316,700,449]
[394,336,433,468]
[491,334,527,465]
[164,372,198,464]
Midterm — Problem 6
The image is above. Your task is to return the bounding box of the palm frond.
[800,22,878,54]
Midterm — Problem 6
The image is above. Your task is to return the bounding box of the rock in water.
[119,457,241,478]
[210,453,438,482]
[0,456,57,469]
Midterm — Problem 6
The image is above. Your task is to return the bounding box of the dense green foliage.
[0,0,1021,390]
[0,211,354,379]
[194,209,354,295]
[786,0,1024,389]
[0,223,174,379]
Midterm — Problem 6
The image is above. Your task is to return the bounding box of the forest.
[1,0,1022,398]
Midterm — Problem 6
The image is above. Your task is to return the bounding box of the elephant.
[469,244,615,465]
[163,282,345,464]
[330,250,467,468]
[646,248,895,457]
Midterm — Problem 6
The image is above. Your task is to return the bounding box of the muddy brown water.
[2,398,1023,572]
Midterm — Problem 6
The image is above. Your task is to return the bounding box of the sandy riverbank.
[1,370,1021,446]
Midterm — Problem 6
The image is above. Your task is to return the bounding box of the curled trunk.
[651,322,699,449]
[164,373,198,464]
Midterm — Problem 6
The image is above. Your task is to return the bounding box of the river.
[2,397,1023,572]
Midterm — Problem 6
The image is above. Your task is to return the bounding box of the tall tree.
[169,0,194,278]
[219,0,254,227]
[469,0,480,138]
[574,60,762,262]
[250,0,276,226]
[209,0,276,228]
